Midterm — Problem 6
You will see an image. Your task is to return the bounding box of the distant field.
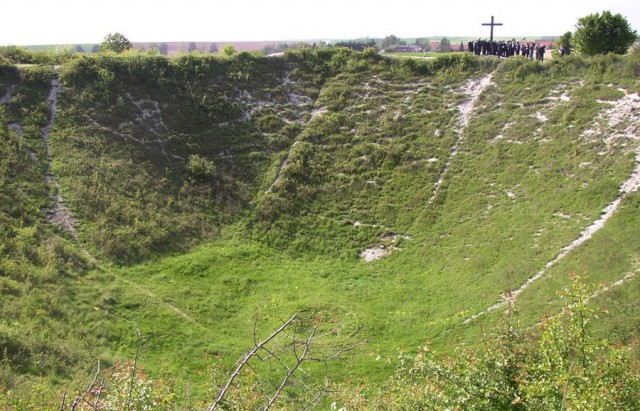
[21,41,317,54]
[384,51,464,58]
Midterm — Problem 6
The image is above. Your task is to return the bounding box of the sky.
[1,0,639,46]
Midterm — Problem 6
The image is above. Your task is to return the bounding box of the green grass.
[3,48,640,405]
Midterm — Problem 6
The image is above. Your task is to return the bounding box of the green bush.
[187,154,217,180]
[0,46,54,65]
[331,275,640,410]
[574,11,637,56]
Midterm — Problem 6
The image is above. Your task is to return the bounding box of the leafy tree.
[437,37,452,52]
[459,41,464,52]
[381,34,400,49]
[188,41,197,52]
[74,45,85,53]
[99,32,133,53]
[209,42,218,53]
[91,44,100,53]
[574,11,637,55]
[222,44,236,57]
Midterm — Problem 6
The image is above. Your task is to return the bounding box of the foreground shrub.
[331,274,640,410]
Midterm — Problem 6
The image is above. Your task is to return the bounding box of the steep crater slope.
[51,51,500,262]
[0,63,103,394]
[400,58,640,338]
[53,52,327,262]
[3,51,640,401]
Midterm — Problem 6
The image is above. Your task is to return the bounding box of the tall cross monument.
[482,16,503,42]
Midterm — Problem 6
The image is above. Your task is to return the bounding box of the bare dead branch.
[253,309,261,348]
[252,297,268,348]
[307,340,367,363]
[126,328,142,411]
[208,313,299,411]
[88,361,101,393]
[67,360,102,410]
[302,381,332,410]
[264,327,316,410]
[59,391,67,411]
[91,380,104,411]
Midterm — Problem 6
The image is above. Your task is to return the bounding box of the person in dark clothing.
[529,43,535,60]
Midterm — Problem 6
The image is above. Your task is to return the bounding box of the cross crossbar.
[482,16,503,42]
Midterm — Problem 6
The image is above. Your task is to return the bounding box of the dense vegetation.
[573,11,638,56]
[0,61,101,403]
[2,47,640,409]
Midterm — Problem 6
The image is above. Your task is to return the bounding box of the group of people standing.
[468,40,547,61]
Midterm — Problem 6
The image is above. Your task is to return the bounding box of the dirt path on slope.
[427,74,494,206]
[585,269,638,304]
[264,142,300,194]
[263,79,325,195]
[83,249,202,326]
[39,78,81,240]
[464,89,640,324]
